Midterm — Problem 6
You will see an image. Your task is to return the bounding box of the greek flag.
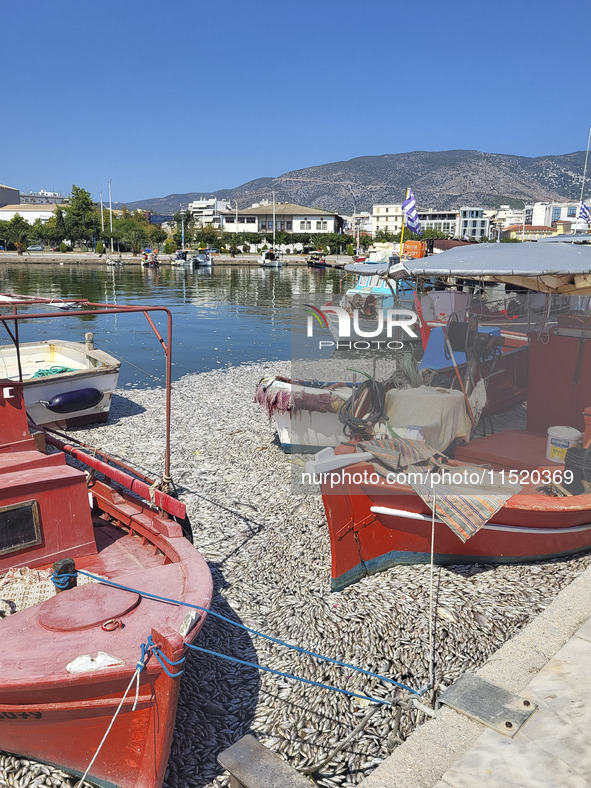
[579,202,591,222]
[402,189,422,234]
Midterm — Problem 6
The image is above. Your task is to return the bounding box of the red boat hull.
[0,381,213,788]
[322,453,591,591]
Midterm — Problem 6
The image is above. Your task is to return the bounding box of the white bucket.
[546,426,582,463]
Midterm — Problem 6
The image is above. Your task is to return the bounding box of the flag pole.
[398,188,408,258]
[579,126,591,207]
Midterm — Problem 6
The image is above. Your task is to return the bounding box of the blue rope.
[146,635,186,678]
[50,571,77,590]
[186,643,395,707]
[52,570,422,696]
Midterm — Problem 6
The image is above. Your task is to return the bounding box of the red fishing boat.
[315,243,591,590]
[0,300,213,788]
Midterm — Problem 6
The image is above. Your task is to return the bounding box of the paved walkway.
[362,562,591,788]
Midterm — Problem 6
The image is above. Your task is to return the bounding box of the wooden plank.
[218,735,311,788]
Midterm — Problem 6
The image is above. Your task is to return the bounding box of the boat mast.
[272,191,276,250]
[108,179,114,254]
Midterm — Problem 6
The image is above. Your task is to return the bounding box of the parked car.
[27,245,44,251]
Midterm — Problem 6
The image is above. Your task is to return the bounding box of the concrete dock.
[362,560,591,788]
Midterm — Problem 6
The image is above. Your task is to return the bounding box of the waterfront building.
[372,204,404,234]
[0,184,19,208]
[458,207,490,239]
[372,204,481,237]
[0,204,59,224]
[531,201,587,232]
[19,189,68,205]
[221,201,342,235]
[343,212,372,235]
[187,197,232,226]
[502,224,555,241]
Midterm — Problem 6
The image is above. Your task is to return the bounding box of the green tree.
[54,207,67,245]
[64,185,99,249]
[5,214,31,255]
[117,218,149,254]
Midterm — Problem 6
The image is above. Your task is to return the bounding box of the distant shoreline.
[0,252,346,267]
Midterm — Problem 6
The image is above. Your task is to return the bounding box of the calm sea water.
[0,263,343,387]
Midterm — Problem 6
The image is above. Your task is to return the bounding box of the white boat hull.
[0,340,121,427]
[256,378,352,453]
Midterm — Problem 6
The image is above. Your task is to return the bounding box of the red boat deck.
[454,430,549,472]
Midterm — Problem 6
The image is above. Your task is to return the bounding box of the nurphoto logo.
[303,304,419,350]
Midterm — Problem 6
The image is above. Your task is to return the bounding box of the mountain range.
[121,149,588,215]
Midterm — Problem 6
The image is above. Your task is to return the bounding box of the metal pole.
[100,192,104,233]
[181,209,185,250]
[108,180,114,253]
[579,126,591,206]
[272,191,276,250]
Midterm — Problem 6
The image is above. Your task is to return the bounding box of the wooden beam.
[217,735,312,788]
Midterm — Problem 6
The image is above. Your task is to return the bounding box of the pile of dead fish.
[4,361,590,788]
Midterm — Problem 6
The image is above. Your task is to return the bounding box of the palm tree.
[6,215,31,256]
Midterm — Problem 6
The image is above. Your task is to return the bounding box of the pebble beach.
[56,362,590,787]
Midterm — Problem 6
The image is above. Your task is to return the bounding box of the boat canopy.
[388,243,591,295]
[344,263,390,276]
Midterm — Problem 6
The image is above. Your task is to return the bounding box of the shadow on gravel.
[165,563,261,788]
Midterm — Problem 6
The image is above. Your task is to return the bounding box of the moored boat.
[0,301,213,788]
[306,251,328,269]
[310,242,591,590]
[0,336,120,427]
[260,249,282,268]
[0,295,121,427]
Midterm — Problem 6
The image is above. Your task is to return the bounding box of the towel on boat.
[356,438,521,541]
[411,470,520,542]
[357,437,442,469]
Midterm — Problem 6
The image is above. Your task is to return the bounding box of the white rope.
[75,655,148,788]
[428,495,437,691]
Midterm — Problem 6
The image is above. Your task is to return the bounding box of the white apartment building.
[0,204,59,223]
[372,204,404,234]
[221,201,341,234]
[187,197,232,226]
[372,204,485,237]
[458,207,490,239]
[531,201,587,231]
[343,212,372,235]
[19,189,68,205]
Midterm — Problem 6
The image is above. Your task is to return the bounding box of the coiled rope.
[338,370,386,440]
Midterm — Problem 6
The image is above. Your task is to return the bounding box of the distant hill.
[120,150,587,214]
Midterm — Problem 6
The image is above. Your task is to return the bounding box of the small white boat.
[260,249,283,268]
[255,377,355,452]
[191,251,213,267]
[0,336,120,427]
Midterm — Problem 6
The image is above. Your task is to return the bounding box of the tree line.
[0,184,477,257]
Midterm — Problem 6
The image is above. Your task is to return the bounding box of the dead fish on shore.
[436,606,458,623]
[232,501,258,513]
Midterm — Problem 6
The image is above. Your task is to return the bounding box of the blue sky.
[2,0,590,203]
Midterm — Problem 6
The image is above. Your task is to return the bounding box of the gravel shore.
[69,362,591,788]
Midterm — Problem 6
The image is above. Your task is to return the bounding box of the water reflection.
[0,263,343,387]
